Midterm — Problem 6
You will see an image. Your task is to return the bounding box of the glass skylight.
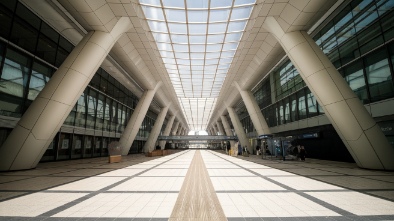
[139,0,255,131]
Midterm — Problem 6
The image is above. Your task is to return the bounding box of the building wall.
[0,0,159,161]
[237,0,394,161]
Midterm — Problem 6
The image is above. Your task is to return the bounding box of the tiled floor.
[0,150,393,220]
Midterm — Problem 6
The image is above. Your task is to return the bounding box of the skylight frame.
[139,0,255,131]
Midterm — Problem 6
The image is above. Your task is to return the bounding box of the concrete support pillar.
[176,125,180,135]
[227,107,250,153]
[143,105,170,152]
[159,115,175,149]
[212,125,218,135]
[235,82,271,136]
[0,18,132,171]
[264,17,394,170]
[221,116,236,148]
[119,83,161,155]
[216,121,225,135]
[172,121,180,136]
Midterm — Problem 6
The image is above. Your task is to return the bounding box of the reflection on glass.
[306,91,318,117]
[365,49,394,102]
[298,90,307,120]
[28,62,52,100]
[57,133,71,160]
[86,89,97,129]
[75,92,86,128]
[72,135,83,159]
[344,61,368,103]
[0,48,30,117]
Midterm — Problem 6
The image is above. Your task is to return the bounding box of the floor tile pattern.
[0,150,393,220]
[169,150,227,221]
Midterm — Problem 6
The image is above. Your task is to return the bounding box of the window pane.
[298,90,307,120]
[55,46,68,67]
[57,133,71,160]
[364,48,394,102]
[284,98,290,123]
[148,20,168,32]
[111,102,118,131]
[40,22,59,44]
[168,23,187,34]
[211,0,232,8]
[188,23,206,34]
[86,89,97,129]
[165,9,185,22]
[230,7,252,20]
[64,103,75,126]
[75,90,87,128]
[0,48,31,117]
[290,94,298,121]
[343,60,369,103]
[227,21,247,32]
[71,134,83,159]
[28,61,53,101]
[188,10,208,23]
[0,4,13,39]
[187,0,208,9]
[15,3,40,29]
[306,90,318,117]
[82,135,92,157]
[59,37,74,53]
[36,34,57,65]
[142,6,164,20]
[209,9,230,22]
[95,94,105,130]
[339,37,359,64]
[9,17,39,53]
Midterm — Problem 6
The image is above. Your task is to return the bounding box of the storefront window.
[86,89,97,129]
[57,133,71,160]
[298,90,307,120]
[71,134,83,159]
[364,48,394,102]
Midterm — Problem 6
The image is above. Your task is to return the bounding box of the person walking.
[299,146,306,161]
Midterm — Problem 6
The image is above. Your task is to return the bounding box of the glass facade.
[0,0,158,161]
[238,0,394,131]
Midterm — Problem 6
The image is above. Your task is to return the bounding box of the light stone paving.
[0,150,393,220]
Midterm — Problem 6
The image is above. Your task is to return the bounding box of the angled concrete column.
[176,125,182,135]
[235,82,271,136]
[212,125,218,135]
[216,121,225,135]
[143,105,170,153]
[0,18,132,171]
[172,121,180,136]
[159,114,175,149]
[227,107,250,153]
[264,17,394,170]
[221,115,236,148]
[119,82,162,155]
